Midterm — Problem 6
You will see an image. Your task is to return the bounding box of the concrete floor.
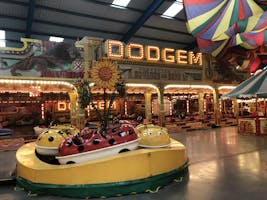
[1,126,267,200]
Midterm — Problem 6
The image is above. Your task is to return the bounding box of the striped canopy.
[222,69,267,99]
[183,0,267,61]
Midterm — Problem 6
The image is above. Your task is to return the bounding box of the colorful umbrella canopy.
[183,0,267,72]
[222,68,267,99]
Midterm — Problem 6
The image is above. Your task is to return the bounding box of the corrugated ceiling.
[0,0,196,50]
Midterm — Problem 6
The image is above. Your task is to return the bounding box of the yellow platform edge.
[16,138,187,185]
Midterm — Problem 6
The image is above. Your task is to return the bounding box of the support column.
[83,42,90,80]
[75,37,103,130]
[144,91,152,123]
[264,98,266,116]
[77,107,86,131]
[158,85,165,127]
[233,99,239,118]
[69,91,78,127]
[77,37,103,80]
[213,88,220,126]
[118,98,125,117]
[198,92,204,121]
[76,41,90,130]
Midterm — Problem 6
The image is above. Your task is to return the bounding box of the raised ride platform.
[16,139,188,198]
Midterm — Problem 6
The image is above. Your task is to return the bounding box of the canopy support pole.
[264,98,266,117]
[213,88,220,126]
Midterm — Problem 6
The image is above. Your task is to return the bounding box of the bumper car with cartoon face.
[56,125,139,164]
[136,124,171,148]
[35,125,79,156]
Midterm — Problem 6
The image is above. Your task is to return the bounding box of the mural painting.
[0,38,83,78]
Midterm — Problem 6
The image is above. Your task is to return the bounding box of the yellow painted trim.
[16,139,187,185]
[0,38,42,51]
[0,76,74,82]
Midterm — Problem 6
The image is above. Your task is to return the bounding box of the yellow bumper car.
[136,124,171,148]
[35,125,79,155]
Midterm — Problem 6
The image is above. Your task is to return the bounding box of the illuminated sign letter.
[188,51,202,65]
[176,50,188,64]
[103,39,203,67]
[161,48,175,63]
[145,46,160,62]
[105,40,123,59]
[125,43,144,60]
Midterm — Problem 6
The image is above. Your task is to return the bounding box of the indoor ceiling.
[0,0,197,50]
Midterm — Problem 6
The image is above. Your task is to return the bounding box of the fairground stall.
[101,38,241,129]
[0,37,242,135]
[223,69,267,136]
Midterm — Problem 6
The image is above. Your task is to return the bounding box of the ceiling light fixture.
[111,0,131,9]
[49,36,64,42]
[0,30,6,47]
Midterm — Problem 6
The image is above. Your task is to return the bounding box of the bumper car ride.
[56,125,139,164]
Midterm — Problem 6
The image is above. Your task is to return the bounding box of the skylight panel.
[161,0,183,19]
[111,0,131,9]
[49,36,64,42]
[0,41,5,47]
[0,30,6,47]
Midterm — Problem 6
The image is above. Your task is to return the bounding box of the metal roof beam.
[4,27,189,47]
[121,0,165,43]
[25,0,36,38]
[0,0,189,36]
[86,0,186,22]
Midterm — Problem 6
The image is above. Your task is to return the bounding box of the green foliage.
[77,80,91,109]
[115,81,126,97]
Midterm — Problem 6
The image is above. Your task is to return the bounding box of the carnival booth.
[217,86,238,127]
[0,79,74,128]
[222,69,267,135]
[163,84,215,129]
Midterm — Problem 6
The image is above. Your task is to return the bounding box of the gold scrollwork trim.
[0,38,42,52]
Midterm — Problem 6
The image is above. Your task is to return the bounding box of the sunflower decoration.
[90,60,120,90]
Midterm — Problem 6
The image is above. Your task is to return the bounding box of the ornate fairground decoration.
[91,60,120,89]
[78,59,125,134]
[0,38,83,78]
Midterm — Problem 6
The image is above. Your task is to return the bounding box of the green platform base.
[16,162,188,198]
